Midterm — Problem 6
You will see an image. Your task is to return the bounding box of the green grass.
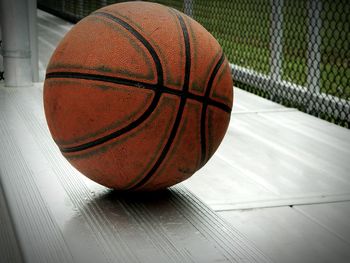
[193,0,271,74]
[190,0,349,100]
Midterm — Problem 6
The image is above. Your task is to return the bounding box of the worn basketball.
[43,1,233,191]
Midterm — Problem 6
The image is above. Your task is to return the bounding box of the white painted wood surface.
[220,205,350,263]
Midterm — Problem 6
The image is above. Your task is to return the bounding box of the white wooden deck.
[1,10,350,263]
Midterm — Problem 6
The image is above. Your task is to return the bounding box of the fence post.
[184,0,193,17]
[28,0,39,82]
[0,26,3,80]
[270,0,283,82]
[0,0,33,86]
[307,0,322,94]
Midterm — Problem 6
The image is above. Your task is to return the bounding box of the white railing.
[231,63,350,122]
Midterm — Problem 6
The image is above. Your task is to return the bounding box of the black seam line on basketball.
[127,14,191,190]
[59,92,161,153]
[93,11,164,85]
[45,72,231,114]
[200,53,225,165]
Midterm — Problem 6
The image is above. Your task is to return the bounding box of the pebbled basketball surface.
[43,1,233,191]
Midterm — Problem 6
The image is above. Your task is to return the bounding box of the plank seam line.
[215,198,350,212]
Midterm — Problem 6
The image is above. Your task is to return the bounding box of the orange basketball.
[43,1,233,191]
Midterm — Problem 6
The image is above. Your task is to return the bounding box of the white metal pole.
[184,0,193,17]
[307,0,322,94]
[28,0,39,82]
[0,25,4,80]
[270,0,283,82]
[0,0,32,86]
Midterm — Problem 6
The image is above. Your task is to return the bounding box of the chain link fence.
[38,0,350,128]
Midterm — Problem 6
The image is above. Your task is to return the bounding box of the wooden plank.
[232,88,286,113]
[0,88,76,263]
[296,202,350,244]
[186,112,350,208]
[183,154,278,205]
[186,101,350,211]
[220,206,350,263]
[0,184,23,263]
[0,86,272,262]
[259,110,350,149]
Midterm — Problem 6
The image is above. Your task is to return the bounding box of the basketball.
[43,1,233,191]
